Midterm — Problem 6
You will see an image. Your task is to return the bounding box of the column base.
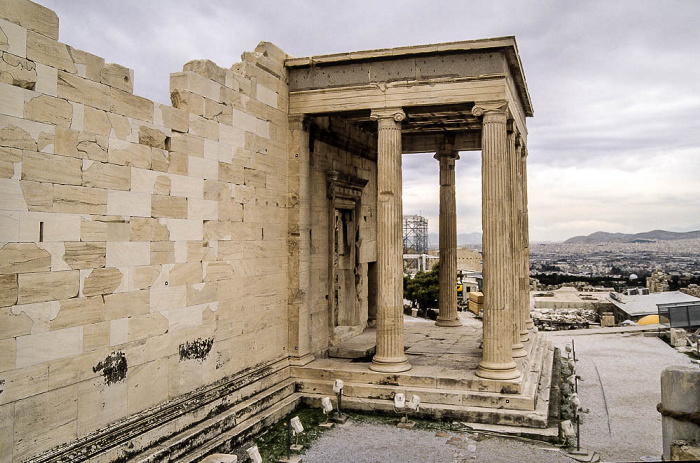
[512,342,527,358]
[435,317,462,327]
[475,360,521,380]
[370,355,412,373]
[526,319,535,330]
[519,329,529,343]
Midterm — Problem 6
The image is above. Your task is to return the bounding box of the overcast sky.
[40,0,700,242]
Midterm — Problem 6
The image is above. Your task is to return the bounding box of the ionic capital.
[472,101,510,123]
[434,149,460,162]
[370,107,406,128]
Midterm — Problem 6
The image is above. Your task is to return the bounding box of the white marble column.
[435,149,461,327]
[473,103,520,380]
[287,115,314,366]
[521,144,535,331]
[370,108,411,373]
[508,127,526,358]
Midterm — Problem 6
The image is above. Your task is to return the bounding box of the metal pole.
[576,412,580,451]
[572,338,576,362]
[338,390,343,418]
[286,416,291,460]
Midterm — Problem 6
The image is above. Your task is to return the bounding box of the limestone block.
[109,317,127,346]
[157,104,188,133]
[149,285,187,312]
[26,31,74,75]
[20,179,52,211]
[219,161,244,185]
[189,113,219,140]
[13,385,78,460]
[106,242,149,267]
[67,46,105,81]
[130,217,170,241]
[110,87,153,122]
[204,98,231,124]
[188,240,216,262]
[188,198,218,220]
[83,105,111,136]
[100,62,133,93]
[167,262,202,287]
[203,179,228,201]
[0,178,25,212]
[82,320,109,352]
[0,16,27,57]
[24,93,72,127]
[169,132,204,156]
[204,139,233,164]
[0,122,35,151]
[203,220,230,240]
[69,100,83,130]
[53,126,77,157]
[63,242,106,270]
[151,241,174,264]
[83,267,122,296]
[127,358,168,415]
[151,194,187,219]
[107,190,151,217]
[187,282,217,306]
[52,295,103,330]
[77,375,127,436]
[17,270,79,304]
[0,272,18,308]
[19,211,81,242]
[0,0,58,40]
[108,139,151,168]
[170,173,203,198]
[168,151,188,175]
[130,265,161,290]
[0,337,14,371]
[256,83,278,108]
[244,167,266,188]
[151,148,169,173]
[670,328,688,347]
[22,151,82,185]
[138,125,168,149]
[0,80,26,118]
[170,88,204,116]
[0,53,35,91]
[130,166,160,193]
[15,325,82,368]
[57,70,110,110]
[103,290,149,320]
[54,184,107,214]
[0,403,11,460]
[171,70,222,101]
[107,111,131,140]
[189,156,218,180]
[83,161,130,191]
[34,62,57,96]
[183,59,226,86]
[77,132,109,161]
[219,120,245,147]
[0,242,50,274]
[153,174,170,195]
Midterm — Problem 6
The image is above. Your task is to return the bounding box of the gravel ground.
[302,422,572,463]
[548,332,697,462]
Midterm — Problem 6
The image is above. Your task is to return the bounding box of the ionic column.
[508,127,526,358]
[370,108,411,373]
[515,135,530,342]
[473,103,520,380]
[435,148,461,327]
[521,145,535,331]
[287,115,314,366]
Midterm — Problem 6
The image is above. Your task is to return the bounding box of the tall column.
[370,108,411,373]
[508,127,526,357]
[473,102,520,380]
[521,145,535,331]
[515,135,529,342]
[287,115,314,366]
[435,149,461,327]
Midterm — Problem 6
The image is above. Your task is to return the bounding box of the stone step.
[301,393,550,428]
[130,378,298,462]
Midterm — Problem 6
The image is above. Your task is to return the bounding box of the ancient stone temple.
[0,1,552,461]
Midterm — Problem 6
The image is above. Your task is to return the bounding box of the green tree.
[404,263,440,316]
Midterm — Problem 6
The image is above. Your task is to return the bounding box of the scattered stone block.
[670,328,688,347]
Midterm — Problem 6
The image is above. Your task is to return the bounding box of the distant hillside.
[564,229,700,244]
[429,232,482,247]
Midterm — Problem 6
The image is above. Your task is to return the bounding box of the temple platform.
[294,312,556,430]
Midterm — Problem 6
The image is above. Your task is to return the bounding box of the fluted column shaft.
[370,108,411,373]
[521,147,534,330]
[474,104,520,380]
[508,129,526,357]
[515,137,529,341]
[435,149,461,327]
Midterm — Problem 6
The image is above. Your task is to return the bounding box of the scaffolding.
[403,215,429,255]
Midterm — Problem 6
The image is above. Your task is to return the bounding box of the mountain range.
[564,229,700,244]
